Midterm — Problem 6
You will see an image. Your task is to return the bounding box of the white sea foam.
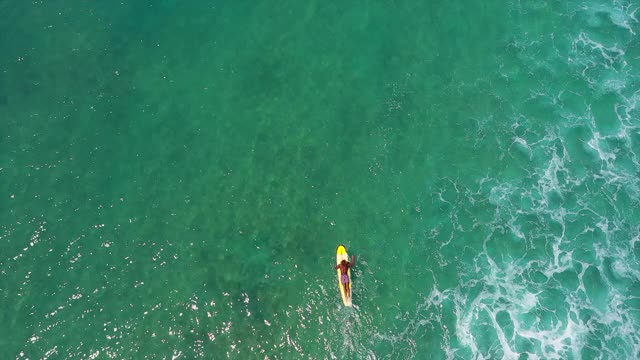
[579,1,639,35]
[434,90,640,357]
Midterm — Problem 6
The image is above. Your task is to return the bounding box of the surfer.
[335,256,356,298]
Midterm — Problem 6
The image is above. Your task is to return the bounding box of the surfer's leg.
[340,274,351,298]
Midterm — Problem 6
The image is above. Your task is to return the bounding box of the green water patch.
[552,269,580,292]
[485,230,529,263]
[495,310,515,341]
[582,266,609,311]
[515,335,542,357]
[472,309,501,357]
[591,92,623,136]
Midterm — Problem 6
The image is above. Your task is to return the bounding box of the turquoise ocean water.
[1,1,639,359]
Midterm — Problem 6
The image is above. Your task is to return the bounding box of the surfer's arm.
[350,256,356,267]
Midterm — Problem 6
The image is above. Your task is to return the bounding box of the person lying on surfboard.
[335,256,356,298]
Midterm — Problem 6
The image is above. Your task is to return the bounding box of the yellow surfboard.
[336,244,352,306]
